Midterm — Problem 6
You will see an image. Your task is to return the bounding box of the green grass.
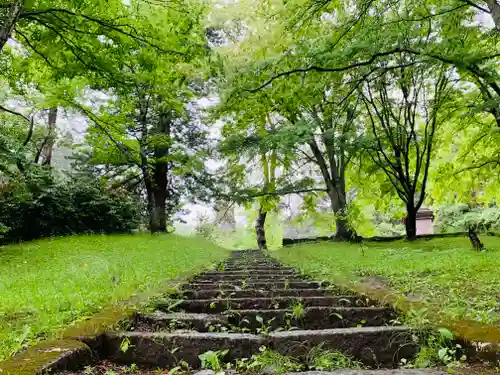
[0,234,229,361]
[273,236,500,326]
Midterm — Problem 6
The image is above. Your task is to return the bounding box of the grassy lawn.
[273,236,500,327]
[0,234,229,361]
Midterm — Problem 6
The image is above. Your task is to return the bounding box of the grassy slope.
[274,236,500,326]
[0,234,229,361]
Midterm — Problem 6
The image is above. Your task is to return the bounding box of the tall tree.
[359,60,453,239]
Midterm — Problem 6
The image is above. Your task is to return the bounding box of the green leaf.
[438,328,454,340]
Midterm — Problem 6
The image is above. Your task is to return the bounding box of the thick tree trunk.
[143,175,158,234]
[468,227,484,250]
[327,185,353,241]
[42,107,57,166]
[150,109,171,233]
[335,216,352,240]
[255,206,268,250]
[0,0,23,52]
[405,205,417,240]
[153,163,168,233]
[487,0,500,29]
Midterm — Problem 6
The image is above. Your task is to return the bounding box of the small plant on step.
[402,328,467,370]
[236,346,302,374]
[121,363,139,373]
[284,302,305,330]
[306,346,364,370]
[291,302,305,319]
[199,349,229,375]
[120,337,131,353]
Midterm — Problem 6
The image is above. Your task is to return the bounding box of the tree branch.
[19,8,186,55]
[250,47,498,92]
[456,0,491,13]
[0,104,30,122]
[14,28,56,68]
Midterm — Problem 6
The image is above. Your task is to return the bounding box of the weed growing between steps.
[197,346,364,375]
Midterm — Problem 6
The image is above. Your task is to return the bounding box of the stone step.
[192,371,443,375]
[134,311,228,332]
[223,266,294,271]
[201,269,298,277]
[223,260,282,266]
[191,371,444,375]
[226,307,397,331]
[182,288,346,300]
[183,281,328,290]
[103,326,415,368]
[192,275,308,283]
[278,371,444,375]
[167,296,378,313]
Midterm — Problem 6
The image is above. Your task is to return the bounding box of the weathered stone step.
[184,281,328,290]
[182,288,346,300]
[192,371,443,375]
[222,259,283,268]
[192,275,307,283]
[104,326,415,368]
[202,269,298,277]
[278,371,443,375]
[223,266,294,271]
[134,311,228,332]
[226,307,396,331]
[168,296,377,313]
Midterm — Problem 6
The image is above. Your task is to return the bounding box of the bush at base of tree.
[0,167,140,244]
[435,204,500,234]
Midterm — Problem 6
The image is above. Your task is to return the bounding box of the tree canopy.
[0,0,499,245]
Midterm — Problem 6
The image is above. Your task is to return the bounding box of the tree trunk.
[143,174,158,234]
[327,185,353,241]
[0,0,23,52]
[42,107,57,166]
[335,215,352,241]
[150,109,171,233]
[405,205,417,240]
[153,163,168,232]
[487,0,500,29]
[468,227,484,250]
[255,206,268,250]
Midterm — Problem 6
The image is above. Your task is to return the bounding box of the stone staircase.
[62,250,445,374]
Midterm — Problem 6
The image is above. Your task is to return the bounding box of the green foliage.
[403,329,466,369]
[235,346,302,374]
[0,167,140,243]
[234,346,363,373]
[0,234,229,361]
[199,349,229,374]
[435,205,500,233]
[305,346,364,370]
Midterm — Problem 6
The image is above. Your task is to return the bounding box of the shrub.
[435,204,500,233]
[0,168,140,244]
